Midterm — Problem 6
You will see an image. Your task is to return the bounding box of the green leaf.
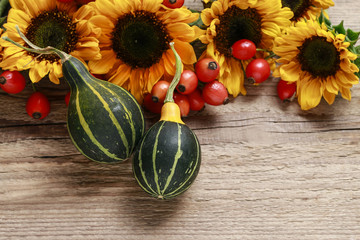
[0,0,9,18]
[355,45,360,54]
[0,16,6,28]
[354,57,360,78]
[333,21,346,35]
[189,14,207,30]
[346,28,360,46]
[318,10,332,30]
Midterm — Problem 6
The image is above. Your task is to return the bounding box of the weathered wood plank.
[1,0,360,239]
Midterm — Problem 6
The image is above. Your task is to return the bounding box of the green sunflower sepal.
[0,0,9,29]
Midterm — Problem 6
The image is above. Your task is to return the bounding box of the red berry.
[231,39,256,60]
[143,93,163,114]
[188,88,205,111]
[277,79,296,101]
[65,91,71,106]
[245,58,271,84]
[151,80,170,103]
[162,0,184,8]
[57,0,74,2]
[26,92,51,120]
[0,70,26,94]
[174,92,190,117]
[195,58,220,83]
[91,73,106,80]
[202,81,229,106]
[75,0,95,4]
[176,70,198,95]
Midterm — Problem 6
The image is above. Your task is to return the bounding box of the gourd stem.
[164,42,182,104]
[2,25,71,63]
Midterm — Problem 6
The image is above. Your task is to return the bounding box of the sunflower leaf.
[355,45,360,54]
[333,21,346,35]
[0,0,9,18]
[189,14,206,30]
[318,10,332,29]
[346,28,360,45]
[354,58,360,78]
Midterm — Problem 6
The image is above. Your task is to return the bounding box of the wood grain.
[1,1,360,239]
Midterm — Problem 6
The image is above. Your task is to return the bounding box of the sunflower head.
[0,0,101,84]
[281,0,334,22]
[87,0,200,102]
[273,19,359,110]
[199,0,293,97]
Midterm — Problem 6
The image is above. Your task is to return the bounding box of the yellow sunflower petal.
[129,69,144,102]
[89,15,115,46]
[167,22,196,42]
[220,58,245,97]
[146,62,165,93]
[279,61,301,82]
[339,87,351,101]
[298,79,323,110]
[325,76,339,94]
[323,89,336,105]
[173,40,197,65]
[88,50,117,74]
[72,37,101,61]
[163,49,176,76]
[108,64,132,86]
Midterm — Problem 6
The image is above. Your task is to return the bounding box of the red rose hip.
[246,58,271,83]
[231,39,256,60]
[0,70,26,94]
[202,80,229,106]
[176,70,198,95]
[195,58,220,83]
[26,92,51,120]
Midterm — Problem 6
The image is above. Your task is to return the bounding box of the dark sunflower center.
[214,6,262,57]
[25,9,78,62]
[112,10,171,69]
[297,36,340,78]
[281,0,311,21]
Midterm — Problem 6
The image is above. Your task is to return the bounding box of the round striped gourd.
[132,118,201,199]
[63,57,145,163]
[3,28,145,163]
[132,43,201,199]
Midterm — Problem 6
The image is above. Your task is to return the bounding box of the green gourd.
[4,26,145,163]
[132,43,201,199]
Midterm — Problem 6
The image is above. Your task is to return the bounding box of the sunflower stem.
[164,42,182,103]
[265,52,277,60]
[256,48,272,53]
[31,82,37,92]
[239,60,247,82]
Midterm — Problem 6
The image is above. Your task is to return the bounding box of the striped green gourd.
[4,26,145,163]
[132,42,201,199]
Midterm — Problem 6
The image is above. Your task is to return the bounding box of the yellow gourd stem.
[160,42,185,124]
[160,102,185,124]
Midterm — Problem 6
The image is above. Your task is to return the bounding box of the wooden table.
[1,1,360,239]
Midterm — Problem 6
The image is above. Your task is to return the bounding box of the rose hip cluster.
[0,70,50,119]
[231,39,296,101]
[143,58,229,117]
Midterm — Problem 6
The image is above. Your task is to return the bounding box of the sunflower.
[0,0,101,84]
[281,0,334,22]
[86,0,199,102]
[199,0,293,97]
[273,19,359,110]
